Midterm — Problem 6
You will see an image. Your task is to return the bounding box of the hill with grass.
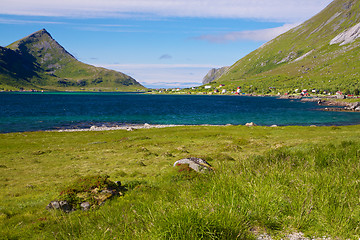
[0,29,146,91]
[212,0,360,95]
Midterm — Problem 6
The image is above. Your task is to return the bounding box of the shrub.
[58,175,121,209]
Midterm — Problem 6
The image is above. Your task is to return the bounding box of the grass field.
[1,125,360,239]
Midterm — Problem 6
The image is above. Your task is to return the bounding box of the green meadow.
[1,125,360,239]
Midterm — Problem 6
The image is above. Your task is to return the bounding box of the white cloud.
[0,17,65,25]
[196,23,301,43]
[0,0,332,22]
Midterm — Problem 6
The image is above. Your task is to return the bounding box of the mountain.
[214,0,360,95]
[0,29,146,91]
[202,67,229,84]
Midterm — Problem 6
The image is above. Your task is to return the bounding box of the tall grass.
[3,140,357,239]
[1,127,360,239]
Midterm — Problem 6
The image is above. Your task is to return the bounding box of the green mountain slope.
[216,0,360,94]
[0,29,146,91]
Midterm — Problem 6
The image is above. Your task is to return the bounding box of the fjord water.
[1,92,360,133]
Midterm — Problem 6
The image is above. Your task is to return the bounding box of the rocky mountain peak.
[0,29,145,91]
[202,66,230,84]
[7,28,76,61]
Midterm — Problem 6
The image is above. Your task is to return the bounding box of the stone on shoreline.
[245,122,257,127]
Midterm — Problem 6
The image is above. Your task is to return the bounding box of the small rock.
[174,157,213,173]
[90,125,97,130]
[270,125,278,127]
[46,200,71,212]
[59,201,72,212]
[127,127,134,131]
[245,122,257,127]
[310,125,317,127]
[80,202,91,211]
[46,201,60,210]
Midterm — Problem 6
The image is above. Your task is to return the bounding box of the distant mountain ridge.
[0,29,146,91]
[212,0,360,94]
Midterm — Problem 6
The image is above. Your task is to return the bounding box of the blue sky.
[0,0,332,88]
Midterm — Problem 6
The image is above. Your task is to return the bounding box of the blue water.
[1,92,360,133]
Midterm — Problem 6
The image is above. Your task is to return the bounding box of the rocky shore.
[55,123,185,132]
[280,95,360,112]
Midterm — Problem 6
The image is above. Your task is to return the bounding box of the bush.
[59,175,120,209]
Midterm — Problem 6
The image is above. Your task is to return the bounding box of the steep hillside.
[0,29,146,91]
[216,0,360,94]
[202,67,229,84]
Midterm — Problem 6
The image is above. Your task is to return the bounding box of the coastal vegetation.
[202,0,360,95]
[1,125,360,239]
[0,29,146,92]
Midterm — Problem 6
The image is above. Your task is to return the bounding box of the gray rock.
[202,67,230,84]
[348,102,360,110]
[59,201,72,212]
[46,201,60,210]
[46,200,71,212]
[174,157,213,173]
[80,202,91,211]
[330,22,360,46]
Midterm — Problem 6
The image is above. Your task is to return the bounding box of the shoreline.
[1,122,360,134]
[279,95,360,112]
[54,123,186,132]
[49,122,360,133]
[52,123,236,132]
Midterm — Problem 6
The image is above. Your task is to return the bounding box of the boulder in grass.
[245,122,257,127]
[174,157,213,173]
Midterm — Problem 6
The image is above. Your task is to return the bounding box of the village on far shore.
[151,83,359,98]
[149,83,360,112]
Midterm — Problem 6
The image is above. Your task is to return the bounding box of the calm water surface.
[1,92,360,133]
